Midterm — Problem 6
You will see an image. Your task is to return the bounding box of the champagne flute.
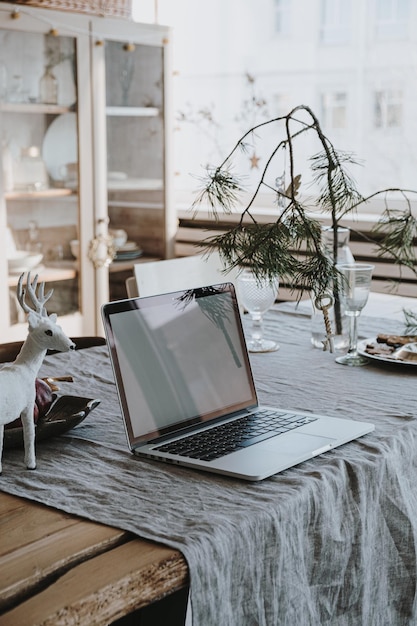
[335,263,374,366]
[237,270,279,352]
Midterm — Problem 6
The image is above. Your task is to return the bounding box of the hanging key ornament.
[314,293,335,353]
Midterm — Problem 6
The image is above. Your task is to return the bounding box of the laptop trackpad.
[261,431,336,456]
[217,432,338,479]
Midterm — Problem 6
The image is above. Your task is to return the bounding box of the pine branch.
[372,207,417,275]
[403,308,417,334]
[191,168,245,216]
[190,104,417,303]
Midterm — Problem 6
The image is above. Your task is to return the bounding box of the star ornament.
[250,152,260,169]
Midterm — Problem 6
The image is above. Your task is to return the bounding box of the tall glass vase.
[311,226,354,350]
[39,67,58,104]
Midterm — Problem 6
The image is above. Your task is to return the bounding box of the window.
[141,0,417,209]
[272,93,291,118]
[320,92,348,130]
[320,0,351,44]
[374,89,403,128]
[273,0,291,36]
[375,0,410,39]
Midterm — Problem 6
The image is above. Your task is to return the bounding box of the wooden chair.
[0,336,106,364]
[133,252,240,298]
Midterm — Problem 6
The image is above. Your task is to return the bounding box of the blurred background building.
[133,0,417,205]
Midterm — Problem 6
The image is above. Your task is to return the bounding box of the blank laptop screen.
[104,285,258,446]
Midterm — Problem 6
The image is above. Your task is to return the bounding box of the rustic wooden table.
[0,492,189,626]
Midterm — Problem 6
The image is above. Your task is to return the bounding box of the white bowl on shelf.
[109,229,128,249]
[7,251,43,274]
[69,239,79,259]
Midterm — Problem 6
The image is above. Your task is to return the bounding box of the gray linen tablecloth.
[1,305,417,625]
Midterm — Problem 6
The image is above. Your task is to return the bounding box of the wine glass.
[335,263,374,366]
[237,270,279,352]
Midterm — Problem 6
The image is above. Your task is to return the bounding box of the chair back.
[133,252,239,298]
[125,276,139,298]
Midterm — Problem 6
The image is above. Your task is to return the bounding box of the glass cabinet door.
[0,10,94,341]
[0,8,172,341]
[90,21,173,303]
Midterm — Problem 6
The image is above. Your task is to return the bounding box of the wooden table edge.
[0,493,189,626]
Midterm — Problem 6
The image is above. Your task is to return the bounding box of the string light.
[0,5,166,44]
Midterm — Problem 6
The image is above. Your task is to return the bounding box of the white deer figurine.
[0,273,75,473]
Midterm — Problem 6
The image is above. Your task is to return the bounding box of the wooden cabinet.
[0,3,173,341]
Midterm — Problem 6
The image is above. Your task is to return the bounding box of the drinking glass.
[237,270,279,352]
[335,263,374,366]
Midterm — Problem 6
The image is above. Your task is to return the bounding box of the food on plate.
[364,342,395,357]
[363,335,417,363]
[376,334,417,347]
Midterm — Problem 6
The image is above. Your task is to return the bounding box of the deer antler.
[17,272,54,317]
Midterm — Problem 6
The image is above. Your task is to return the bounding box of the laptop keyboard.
[154,409,318,462]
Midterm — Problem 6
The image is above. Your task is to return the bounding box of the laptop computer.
[102,283,374,481]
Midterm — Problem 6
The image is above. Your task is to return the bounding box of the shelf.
[8,265,77,288]
[106,106,160,117]
[107,177,163,191]
[5,188,73,200]
[0,102,74,115]
[59,178,163,192]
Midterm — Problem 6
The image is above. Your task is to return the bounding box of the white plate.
[358,337,417,367]
[118,241,138,252]
[42,113,78,182]
[114,249,143,261]
[8,251,43,273]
